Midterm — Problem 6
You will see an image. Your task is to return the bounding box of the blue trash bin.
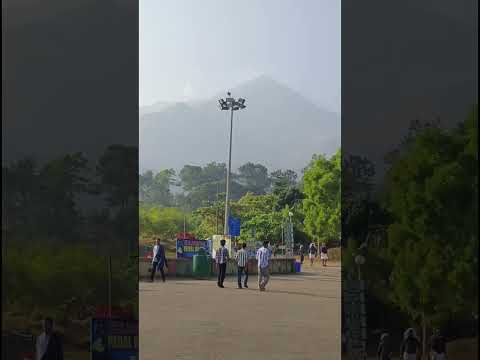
[294,261,301,273]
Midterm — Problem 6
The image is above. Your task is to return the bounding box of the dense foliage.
[139,153,342,248]
[341,106,478,350]
[2,145,139,344]
[302,149,341,243]
[383,106,478,337]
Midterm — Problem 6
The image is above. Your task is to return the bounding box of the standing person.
[256,240,271,291]
[299,245,305,264]
[36,317,63,360]
[320,242,329,267]
[377,332,393,360]
[308,242,317,266]
[400,328,422,360]
[430,329,447,360]
[234,243,249,288]
[215,239,229,288]
[150,238,168,282]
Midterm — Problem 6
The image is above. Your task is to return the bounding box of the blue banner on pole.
[228,216,241,236]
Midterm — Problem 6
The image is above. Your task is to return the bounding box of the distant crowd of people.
[374,327,447,360]
[342,326,447,359]
[298,242,329,267]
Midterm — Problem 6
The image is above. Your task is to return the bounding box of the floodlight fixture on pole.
[218,92,247,236]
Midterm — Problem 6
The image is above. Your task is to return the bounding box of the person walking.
[36,317,63,360]
[150,238,168,282]
[430,329,447,360]
[308,242,317,266]
[215,239,229,288]
[256,240,271,291]
[320,242,329,267]
[400,328,422,360]
[234,243,249,288]
[299,245,305,264]
[377,332,393,360]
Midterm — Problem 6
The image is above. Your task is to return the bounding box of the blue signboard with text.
[91,318,138,360]
[176,239,209,258]
[228,216,241,236]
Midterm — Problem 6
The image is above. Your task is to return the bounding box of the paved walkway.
[140,262,341,360]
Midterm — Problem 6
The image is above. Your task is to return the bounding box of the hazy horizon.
[140,0,341,113]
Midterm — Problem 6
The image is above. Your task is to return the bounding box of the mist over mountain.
[140,75,340,174]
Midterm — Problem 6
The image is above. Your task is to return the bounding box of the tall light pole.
[218,93,246,236]
[287,211,294,257]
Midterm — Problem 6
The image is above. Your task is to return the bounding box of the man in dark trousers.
[150,238,168,282]
[234,242,249,289]
[36,317,63,360]
[400,328,422,360]
[430,328,447,360]
[215,239,229,288]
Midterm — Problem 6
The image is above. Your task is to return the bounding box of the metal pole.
[108,256,112,319]
[183,211,186,236]
[216,183,219,234]
[290,216,295,255]
[281,223,284,254]
[282,223,286,271]
[224,107,234,236]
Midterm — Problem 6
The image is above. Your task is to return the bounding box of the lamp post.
[354,254,366,280]
[287,211,294,258]
[218,93,246,236]
[354,252,367,360]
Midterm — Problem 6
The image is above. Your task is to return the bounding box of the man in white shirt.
[256,240,271,291]
[150,238,168,282]
[36,317,63,360]
[234,243,249,289]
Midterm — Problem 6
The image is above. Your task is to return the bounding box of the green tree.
[97,145,137,209]
[139,170,154,201]
[270,169,297,194]
[139,205,186,243]
[384,107,478,352]
[140,169,176,206]
[236,193,283,242]
[302,149,341,245]
[237,162,270,194]
[178,165,204,191]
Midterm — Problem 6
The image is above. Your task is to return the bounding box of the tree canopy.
[302,149,341,244]
[383,106,478,333]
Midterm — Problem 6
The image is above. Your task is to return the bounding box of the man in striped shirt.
[215,239,229,288]
[234,243,249,289]
[256,240,271,291]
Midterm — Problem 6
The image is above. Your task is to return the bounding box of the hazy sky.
[140,0,341,113]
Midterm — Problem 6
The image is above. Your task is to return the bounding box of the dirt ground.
[140,261,341,360]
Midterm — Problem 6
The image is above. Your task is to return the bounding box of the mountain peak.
[140,74,340,173]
